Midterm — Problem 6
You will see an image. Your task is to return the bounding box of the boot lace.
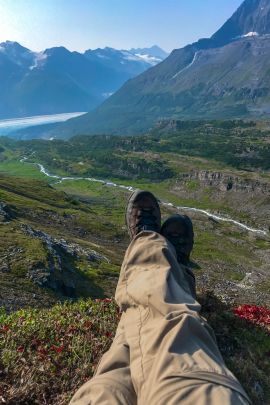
[137,208,158,232]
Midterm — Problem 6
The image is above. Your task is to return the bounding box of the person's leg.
[161,213,196,298]
[69,190,162,405]
[116,191,251,405]
[70,189,250,405]
[69,313,136,405]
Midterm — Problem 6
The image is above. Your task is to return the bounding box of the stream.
[20,158,269,237]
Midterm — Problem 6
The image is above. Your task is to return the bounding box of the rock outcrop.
[0,202,16,222]
[21,224,109,297]
[178,171,270,194]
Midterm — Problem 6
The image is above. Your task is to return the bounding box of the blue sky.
[0,0,243,52]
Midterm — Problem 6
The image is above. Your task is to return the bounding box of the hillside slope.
[0,174,127,311]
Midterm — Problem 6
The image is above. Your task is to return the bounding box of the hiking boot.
[161,214,194,265]
[126,190,161,239]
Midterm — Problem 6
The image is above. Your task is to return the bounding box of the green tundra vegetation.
[6,119,270,174]
[0,120,269,404]
[0,297,269,405]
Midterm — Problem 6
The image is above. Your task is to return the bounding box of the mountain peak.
[212,0,270,46]
[0,40,34,67]
[0,40,31,53]
[129,46,168,59]
[44,46,71,57]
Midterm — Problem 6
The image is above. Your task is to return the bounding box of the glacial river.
[20,158,268,237]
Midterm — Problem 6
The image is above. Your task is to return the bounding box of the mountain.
[0,52,23,118]
[212,0,270,46]
[85,45,167,70]
[129,45,169,61]
[8,46,100,117]
[83,47,159,95]
[57,0,270,136]
[0,40,35,67]
[0,42,167,119]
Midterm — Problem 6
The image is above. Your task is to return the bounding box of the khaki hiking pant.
[70,231,251,405]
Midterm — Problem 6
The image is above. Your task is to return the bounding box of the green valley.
[0,120,269,309]
[0,119,269,404]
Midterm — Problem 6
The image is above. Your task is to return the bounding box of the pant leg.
[116,231,251,405]
[69,313,136,405]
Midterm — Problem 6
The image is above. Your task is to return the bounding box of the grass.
[193,228,260,266]
[199,293,270,404]
[0,175,128,311]
[0,295,269,405]
[0,299,119,405]
[257,280,270,294]
[1,169,268,310]
[0,160,45,179]
[56,174,262,229]
[1,137,269,228]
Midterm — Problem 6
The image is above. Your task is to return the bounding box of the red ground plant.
[233,304,270,331]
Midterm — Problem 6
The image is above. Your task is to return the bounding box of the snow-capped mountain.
[0,41,35,68]
[212,0,270,45]
[129,45,169,60]
[0,42,167,119]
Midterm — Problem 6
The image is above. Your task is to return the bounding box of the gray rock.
[177,170,270,195]
[0,202,15,222]
[21,224,108,263]
[21,224,109,297]
[27,268,51,287]
[0,264,10,273]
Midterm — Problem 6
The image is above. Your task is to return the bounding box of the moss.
[97,262,120,277]
[185,180,200,191]
[257,280,270,294]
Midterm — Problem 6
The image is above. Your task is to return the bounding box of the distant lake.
[0,112,86,136]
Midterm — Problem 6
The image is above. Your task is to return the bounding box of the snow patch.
[236,32,259,39]
[121,51,140,62]
[30,52,48,70]
[242,31,259,37]
[134,53,162,65]
[102,92,114,98]
[122,51,161,66]
[97,53,109,59]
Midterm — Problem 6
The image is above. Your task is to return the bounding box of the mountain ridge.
[0,42,167,120]
[55,0,270,137]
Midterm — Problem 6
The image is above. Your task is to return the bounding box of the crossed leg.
[70,231,250,405]
[70,312,136,405]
